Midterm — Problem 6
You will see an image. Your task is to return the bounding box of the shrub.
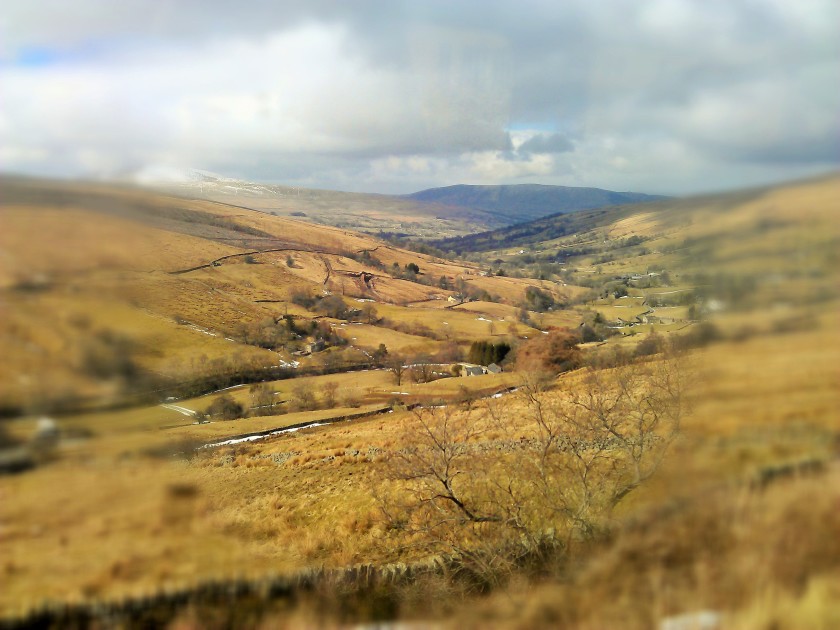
[516,330,582,375]
[316,295,350,320]
[634,332,664,358]
[524,286,555,312]
[206,394,244,420]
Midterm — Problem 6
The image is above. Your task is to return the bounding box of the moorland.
[1,173,838,628]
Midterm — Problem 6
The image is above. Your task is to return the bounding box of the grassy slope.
[406,183,667,224]
[2,320,836,620]
[0,179,509,410]
[148,177,505,239]
[1,174,839,626]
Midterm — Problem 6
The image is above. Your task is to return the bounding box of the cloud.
[518,133,575,154]
[0,0,837,193]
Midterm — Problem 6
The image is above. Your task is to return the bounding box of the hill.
[139,172,667,240]
[1,173,839,628]
[432,174,840,255]
[0,175,570,416]
[406,183,667,224]
[137,170,507,239]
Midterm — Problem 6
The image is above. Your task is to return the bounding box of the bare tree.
[410,362,436,384]
[289,383,317,412]
[360,302,379,325]
[249,382,276,416]
[322,381,339,409]
[386,354,407,386]
[379,353,687,580]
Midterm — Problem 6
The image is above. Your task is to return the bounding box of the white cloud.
[0,0,837,193]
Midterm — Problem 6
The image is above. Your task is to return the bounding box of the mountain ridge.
[405,183,669,224]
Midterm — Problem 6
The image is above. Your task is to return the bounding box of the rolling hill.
[2,172,839,627]
[136,169,507,239]
[432,174,840,257]
[406,183,668,224]
[0,175,572,415]
[138,170,667,239]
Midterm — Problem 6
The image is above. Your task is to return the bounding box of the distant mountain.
[431,203,640,253]
[431,173,840,254]
[405,184,668,225]
[132,168,667,240]
[132,169,507,240]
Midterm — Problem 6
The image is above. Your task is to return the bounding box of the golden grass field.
[2,318,836,624]
[1,174,839,627]
[0,180,498,411]
[152,177,499,239]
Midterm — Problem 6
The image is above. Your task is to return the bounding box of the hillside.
[0,176,572,416]
[433,173,840,258]
[406,183,667,224]
[140,173,667,240]
[138,170,506,239]
[1,174,839,628]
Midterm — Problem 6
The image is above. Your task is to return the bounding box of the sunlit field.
[1,173,838,628]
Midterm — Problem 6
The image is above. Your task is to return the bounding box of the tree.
[360,302,379,325]
[634,331,664,357]
[322,381,339,409]
[316,295,350,320]
[289,383,317,412]
[249,383,275,415]
[410,360,436,384]
[579,323,602,343]
[468,341,511,366]
[291,289,317,310]
[524,286,555,312]
[386,354,407,386]
[380,354,686,580]
[206,394,244,420]
[372,343,388,365]
[515,331,581,375]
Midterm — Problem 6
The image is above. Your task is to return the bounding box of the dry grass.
[0,179,532,412]
[2,174,840,626]
[2,315,837,621]
[443,464,840,630]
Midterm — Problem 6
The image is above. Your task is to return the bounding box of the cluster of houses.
[613,309,677,327]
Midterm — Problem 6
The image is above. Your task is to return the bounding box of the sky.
[1,0,838,195]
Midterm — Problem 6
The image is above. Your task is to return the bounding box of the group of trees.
[467,341,511,366]
[234,316,297,350]
[203,393,245,420]
[233,315,344,352]
[292,290,355,321]
[383,343,465,386]
[523,286,556,312]
[203,379,349,420]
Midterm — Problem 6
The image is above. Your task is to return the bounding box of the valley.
[1,173,838,628]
